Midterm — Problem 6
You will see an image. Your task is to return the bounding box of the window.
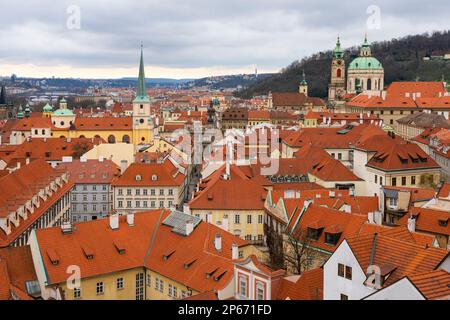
[239,276,247,297]
[118,189,123,196]
[143,201,148,208]
[389,197,398,207]
[160,189,164,196]
[340,294,349,300]
[345,266,352,280]
[117,278,124,290]
[380,177,383,186]
[96,282,104,295]
[127,201,132,208]
[118,201,123,208]
[168,284,173,297]
[159,201,164,208]
[402,177,406,186]
[235,214,240,224]
[127,189,132,196]
[256,282,265,300]
[136,273,144,300]
[247,215,252,224]
[411,176,416,185]
[146,274,151,287]
[374,175,377,184]
[73,287,81,299]
[258,215,263,224]
[338,153,342,160]
[168,189,174,196]
[151,189,155,196]
[151,201,156,208]
[245,235,252,241]
[136,201,140,208]
[392,177,397,186]
[143,189,148,196]
[338,263,345,277]
[136,189,140,196]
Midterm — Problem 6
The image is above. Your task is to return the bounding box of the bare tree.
[284,228,317,275]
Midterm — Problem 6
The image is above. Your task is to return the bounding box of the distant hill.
[183,73,274,90]
[236,30,450,99]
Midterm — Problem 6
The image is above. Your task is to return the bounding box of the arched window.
[337,69,342,78]
[367,78,372,90]
[79,135,85,138]
[108,135,116,144]
[122,135,130,144]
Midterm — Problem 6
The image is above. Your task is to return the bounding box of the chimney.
[109,214,119,230]
[407,216,416,233]
[186,219,194,236]
[368,212,375,224]
[17,162,21,170]
[126,213,134,226]
[231,243,239,260]
[120,160,128,174]
[222,216,229,231]
[26,158,30,165]
[61,220,73,234]
[214,233,222,252]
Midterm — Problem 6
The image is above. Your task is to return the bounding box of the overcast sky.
[0,0,448,79]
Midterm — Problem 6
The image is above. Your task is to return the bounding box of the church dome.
[53,108,74,116]
[43,103,53,112]
[348,56,383,70]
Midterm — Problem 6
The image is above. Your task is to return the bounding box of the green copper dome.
[53,109,74,116]
[333,36,344,59]
[43,103,53,112]
[348,56,383,70]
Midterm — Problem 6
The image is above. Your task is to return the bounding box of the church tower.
[299,69,308,96]
[328,36,346,101]
[132,45,153,145]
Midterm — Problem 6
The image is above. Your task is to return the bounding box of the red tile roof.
[367,142,439,171]
[0,246,37,300]
[72,117,132,131]
[57,159,120,184]
[276,268,323,300]
[35,210,249,293]
[398,207,450,237]
[408,270,450,300]
[189,165,266,210]
[386,82,446,99]
[112,159,185,187]
[347,232,449,287]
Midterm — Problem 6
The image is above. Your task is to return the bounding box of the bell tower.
[328,36,346,101]
[132,45,153,145]
[299,69,308,96]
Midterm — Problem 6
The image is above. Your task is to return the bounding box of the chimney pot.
[231,243,239,260]
[126,213,134,226]
[109,214,119,230]
[215,233,222,252]
[186,219,194,236]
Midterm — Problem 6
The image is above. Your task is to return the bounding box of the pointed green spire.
[134,44,150,103]
[17,105,24,119]
[333,36,343,59]
[300,69,307,85]
[362,32,370,47]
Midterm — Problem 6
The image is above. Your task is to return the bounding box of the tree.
[283,227,317,275]
[72,141,91,158]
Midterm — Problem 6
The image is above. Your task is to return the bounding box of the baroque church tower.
[132,45,154,145]
[328,37,346,101]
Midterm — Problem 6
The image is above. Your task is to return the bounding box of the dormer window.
[151,175,158,181]
[439,219,449,227]
[307,225,323,241]
[135,175,142,181]
[325,232,342,246]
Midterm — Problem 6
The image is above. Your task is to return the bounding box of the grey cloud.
[0,0,449,76]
